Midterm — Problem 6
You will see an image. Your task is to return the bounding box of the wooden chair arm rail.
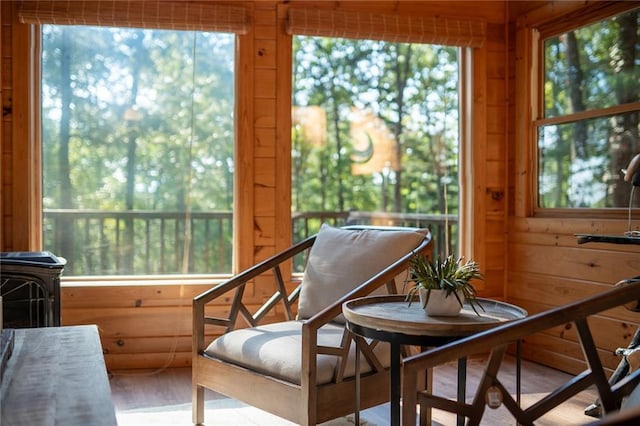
[400,280,640,426]
[193,235,315,306]
[317,345,344,357]
[203,317,229,327]
[403,282,640,374]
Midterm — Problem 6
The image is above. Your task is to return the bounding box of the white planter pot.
[418,288,463,316]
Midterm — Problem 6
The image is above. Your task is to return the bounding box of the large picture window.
[291,37,461,260]
[41,26,235,276]
[537,8,639,209]
[285,8,485,261]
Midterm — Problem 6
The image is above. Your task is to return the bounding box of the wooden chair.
[401,278,640,426]
[192,224,433,425]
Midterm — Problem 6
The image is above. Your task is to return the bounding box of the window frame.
[516,2,640,218]
[283,6,484,261]
[12,2,250,284]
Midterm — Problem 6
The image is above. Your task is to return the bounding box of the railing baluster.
[176,216,180,271]
[189,217,195,273]
[204,218,211,270]
[160,218,166,274]
[145,218,151,274]
[217,218,223,273]
[115,217,121,273]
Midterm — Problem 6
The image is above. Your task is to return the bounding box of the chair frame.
[192,226,432,425]
[401,278,640,426]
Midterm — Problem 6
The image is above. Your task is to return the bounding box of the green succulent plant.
[405,253,485,315]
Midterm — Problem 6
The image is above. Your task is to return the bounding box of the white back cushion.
[297,224,427,321]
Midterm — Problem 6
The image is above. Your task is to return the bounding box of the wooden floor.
[109,355,601,425]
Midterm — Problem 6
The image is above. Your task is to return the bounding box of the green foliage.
[41,25,235,275]
[292,36,460,222]
[405,253,484,315]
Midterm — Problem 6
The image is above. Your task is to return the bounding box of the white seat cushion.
[204,320,390,385]
[297,224,427,322]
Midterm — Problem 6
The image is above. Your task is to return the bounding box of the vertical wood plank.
[275,2,293,261]
[0,0,5,249]
[234,3,256,273]
[10,9,38,250]
[471,44,490,292]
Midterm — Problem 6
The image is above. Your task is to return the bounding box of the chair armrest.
[403,282,640,373]
[194,235,315,307]
[193,235,316,355]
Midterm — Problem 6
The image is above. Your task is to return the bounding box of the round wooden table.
[343,295,527,426]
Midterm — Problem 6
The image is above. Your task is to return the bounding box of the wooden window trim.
[17,0,249,33]
[286,7,486,47]
[514,2,640,218]
[535,103,640,128]
[283,5,483,262]
[12,1,249,282]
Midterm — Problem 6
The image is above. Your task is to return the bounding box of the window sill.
[61,274,230,287]
[533,207,634,219]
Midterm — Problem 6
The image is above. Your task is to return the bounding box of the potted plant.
[405,253,484,316]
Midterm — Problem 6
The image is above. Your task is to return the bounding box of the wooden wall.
[506,1,640,376]
[4,0,634,376]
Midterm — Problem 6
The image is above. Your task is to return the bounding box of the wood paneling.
[508,1,640,376]
[5,0,627,378]
[1,0,11,250]
[254,68,276,99]
[505,219,640,376]
[61,282,287,370]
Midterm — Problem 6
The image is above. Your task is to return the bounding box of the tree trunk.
[563,32,588,161]
[611,11,639,207]
[58,27,75,272]
[123,30,144,273]
[392,43,411,213]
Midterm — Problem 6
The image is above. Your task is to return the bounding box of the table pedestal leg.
[355,336,361,425]
[391,342,401,425]
[517,340,521,407]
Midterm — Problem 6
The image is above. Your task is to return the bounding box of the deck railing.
[44,209,457,276]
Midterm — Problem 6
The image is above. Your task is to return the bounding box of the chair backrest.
[297,223,429,322]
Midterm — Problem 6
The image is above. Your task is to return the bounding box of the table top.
[1,325,116,426]
[343,295,527,337]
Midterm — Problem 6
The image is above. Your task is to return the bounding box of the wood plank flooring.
[109,355,601,425]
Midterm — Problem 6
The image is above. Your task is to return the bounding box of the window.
[536,7,640,209]
[285,8,485,260]
[291,36,461,259]
[41,26,235,276]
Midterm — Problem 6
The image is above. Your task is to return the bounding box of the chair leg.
[192,384,205,425]
[419,367,433,426]
[402,367,419,426]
